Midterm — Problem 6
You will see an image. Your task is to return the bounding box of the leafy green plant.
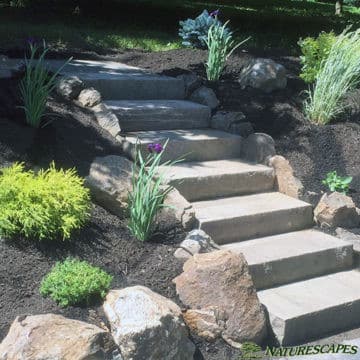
[40,258,113,307]
[179,9,229,49]
[127,141,183,242]
[19,40,71,128]
[205,20,249,81]
[304,28,360,125]
[322,171,352,194]
[0,162,90,240]
[298,31,337,84]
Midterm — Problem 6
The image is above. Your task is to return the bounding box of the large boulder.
[268,155,304,199]
[85,155,133,218]
[103,286,195,360]
[241,133,276,164]
[189,86,219,110]
[0,314,116,360]
[314,192,360,228]
[78,87,102,107]
[173,250,267,347]
[239,58,287,93]
[210,111,253,137]
[174,229,220,261]
[56,76,84,100]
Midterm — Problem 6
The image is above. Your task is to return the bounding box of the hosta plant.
[322,171,352,194]
[127,141,183,242]
[40,258,113,307]
[0,162,91,241]
[179,9,229,49]
[19,40,71,128]
[205,20,249,81]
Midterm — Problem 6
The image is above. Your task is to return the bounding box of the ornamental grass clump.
[19,40,71,128]
[304,28,360,125]
[0,162,91,241]
[127,141,183,242]
[40,258,113,307]
[205,20,249,81]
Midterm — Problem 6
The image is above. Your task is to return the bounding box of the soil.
[1,46,360,359]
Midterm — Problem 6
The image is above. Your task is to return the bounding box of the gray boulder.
[56,76,84,100]
[190,86,219,110]
[177,73,202,98]
[103,286,195,360]
[211,111,253,137]
[174,229,220,261]
[241,133,276,164]
[239,58,287,93]
[78,87,102,107]
[92,103,121,137]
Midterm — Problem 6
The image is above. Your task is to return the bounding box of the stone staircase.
[66,60,360,346]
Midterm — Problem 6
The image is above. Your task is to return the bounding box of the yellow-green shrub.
[0,162,90,240]
[298,31,337,83]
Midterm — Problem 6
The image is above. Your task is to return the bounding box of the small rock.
[177,73,202,98]
[238,58,287,93]
[78,87,102,107]
[173,250,267,347]
[85,155,133,218]
[103,286,195,360]
[268,155,304,199]
[174,229,220,261]
[190,86,219,110]
[56,76,84,100]
[0,314,116,360]
[92,103,121,137]
[241,133,276,164]
[314,192,360,228]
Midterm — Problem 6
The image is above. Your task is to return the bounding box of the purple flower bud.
[147,144,154,153]
[209,9,220,17]
[153,143,163,154]
[26,37,37,46]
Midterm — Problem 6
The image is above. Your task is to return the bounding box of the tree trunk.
[335,0,343,15]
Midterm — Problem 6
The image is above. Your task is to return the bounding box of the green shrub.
[127,141,183,242]
[298,31,337,84]
[0,162,91,240]
[19,40,71,128]
[40,258,113,307]
[322,171,352,194]
[304,28,360,124]
[205,20,249,81]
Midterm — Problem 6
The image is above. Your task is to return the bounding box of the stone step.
[222,229,353,290]
[258,269,360,345]
[119,129,242,162]
[54,59,185,100]
[158,159,275,202]
[192,192,314,244]
[105,100,210,132]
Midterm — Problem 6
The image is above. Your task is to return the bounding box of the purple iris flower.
[209,9,220,17]
[26,37,37,46]
[147,143,163,154]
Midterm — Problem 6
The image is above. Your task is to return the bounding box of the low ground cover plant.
[322,171,353,194]
[304,28,360,125]
[179,9,229,49]
[0,162,90,241]
[298,31,337,84]
[127,141,183,242]
[205,19,249,81]
[40,258,113,307]
[19,40,71,128]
